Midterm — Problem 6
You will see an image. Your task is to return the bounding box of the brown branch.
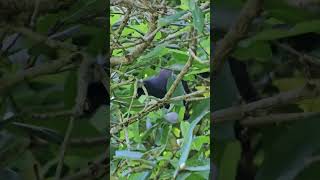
[0,0,76,20]
[55,117,75,179]
[61,153,108,180]
[304,155,320,167]
[56,55,95,179]
[96,64,110,96]
[0,52,82,95]
[68,137,106,147]
[170,90,207,102]
[212,84,320,123]
[110,0,164,12]
[212,0,263,77]
[110,25,160,66]
[31,136,106,147]
[28,110,73,119]
[274,42,320,67]
[114,8,132,39]
[110,1,210,67]
[7,25,78,51]
[73,57,94,117]
[164,50,195,100]
[110,8,132,56]
[241,112,320,127]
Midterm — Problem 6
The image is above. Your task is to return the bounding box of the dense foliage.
[1,0,320,180]
[213,0,320,179]
[110,0,210,179]
[0,0,107,179]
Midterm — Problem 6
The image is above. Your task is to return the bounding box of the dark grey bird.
[137,69,191,119]
[137,69,173,99]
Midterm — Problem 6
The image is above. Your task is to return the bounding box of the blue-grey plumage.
[137,69,173,98]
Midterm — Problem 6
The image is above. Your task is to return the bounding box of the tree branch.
[7,25,78,51]
[110,17,159,66]
[241,112,320,127]
[212,0,263,77]
[61,153,108,180]
[0,0,76,21]
[212,84,320,123]
[0,52,82,95]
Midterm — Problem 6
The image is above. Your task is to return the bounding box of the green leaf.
[159,11,187,27]
[89,105,108,134]
[0,131,30,168]
[212,61,239,141]
[264,0,319,24]
[12,122,63,144]
[139,43,168,61]
[140,123,160,142]
[169,49,189,62]
[80,26,107,55]
[175,99,209,176]
[180,121,190,138]
[129,171,151,180]
[138,95,147,103]
[256,116,320,180]
[217,141,241,180]
[232,41,272,62]
[177,172,191,180]
[36,14,60,33]
[12,151,38,179]
[128,121,140,142]
[64,70,77,109]
[186,173,207,180]
[62,0,106,24]
[246,20,320,45]
[191,136,209,151]
[160,125,172,145]
[111,14,121,26]
[180,0,189,10]
[115,150,143,160]
[178,106,186,122]
[190,0,204,32]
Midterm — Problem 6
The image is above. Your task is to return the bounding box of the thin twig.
[110,14,158,66]
[29,0,40,28]
[55,117,75,179]
[7,25,78,51]
[212,0,263,77]
[241,112,320,127]
[0,52,81,95]
[274,42,320,66]
[61,153,108,180]
[55,55,93,179]
[212,84,320,123]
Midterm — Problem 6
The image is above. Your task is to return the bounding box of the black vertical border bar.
[106,0,111,179]
[210,0,216,179]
